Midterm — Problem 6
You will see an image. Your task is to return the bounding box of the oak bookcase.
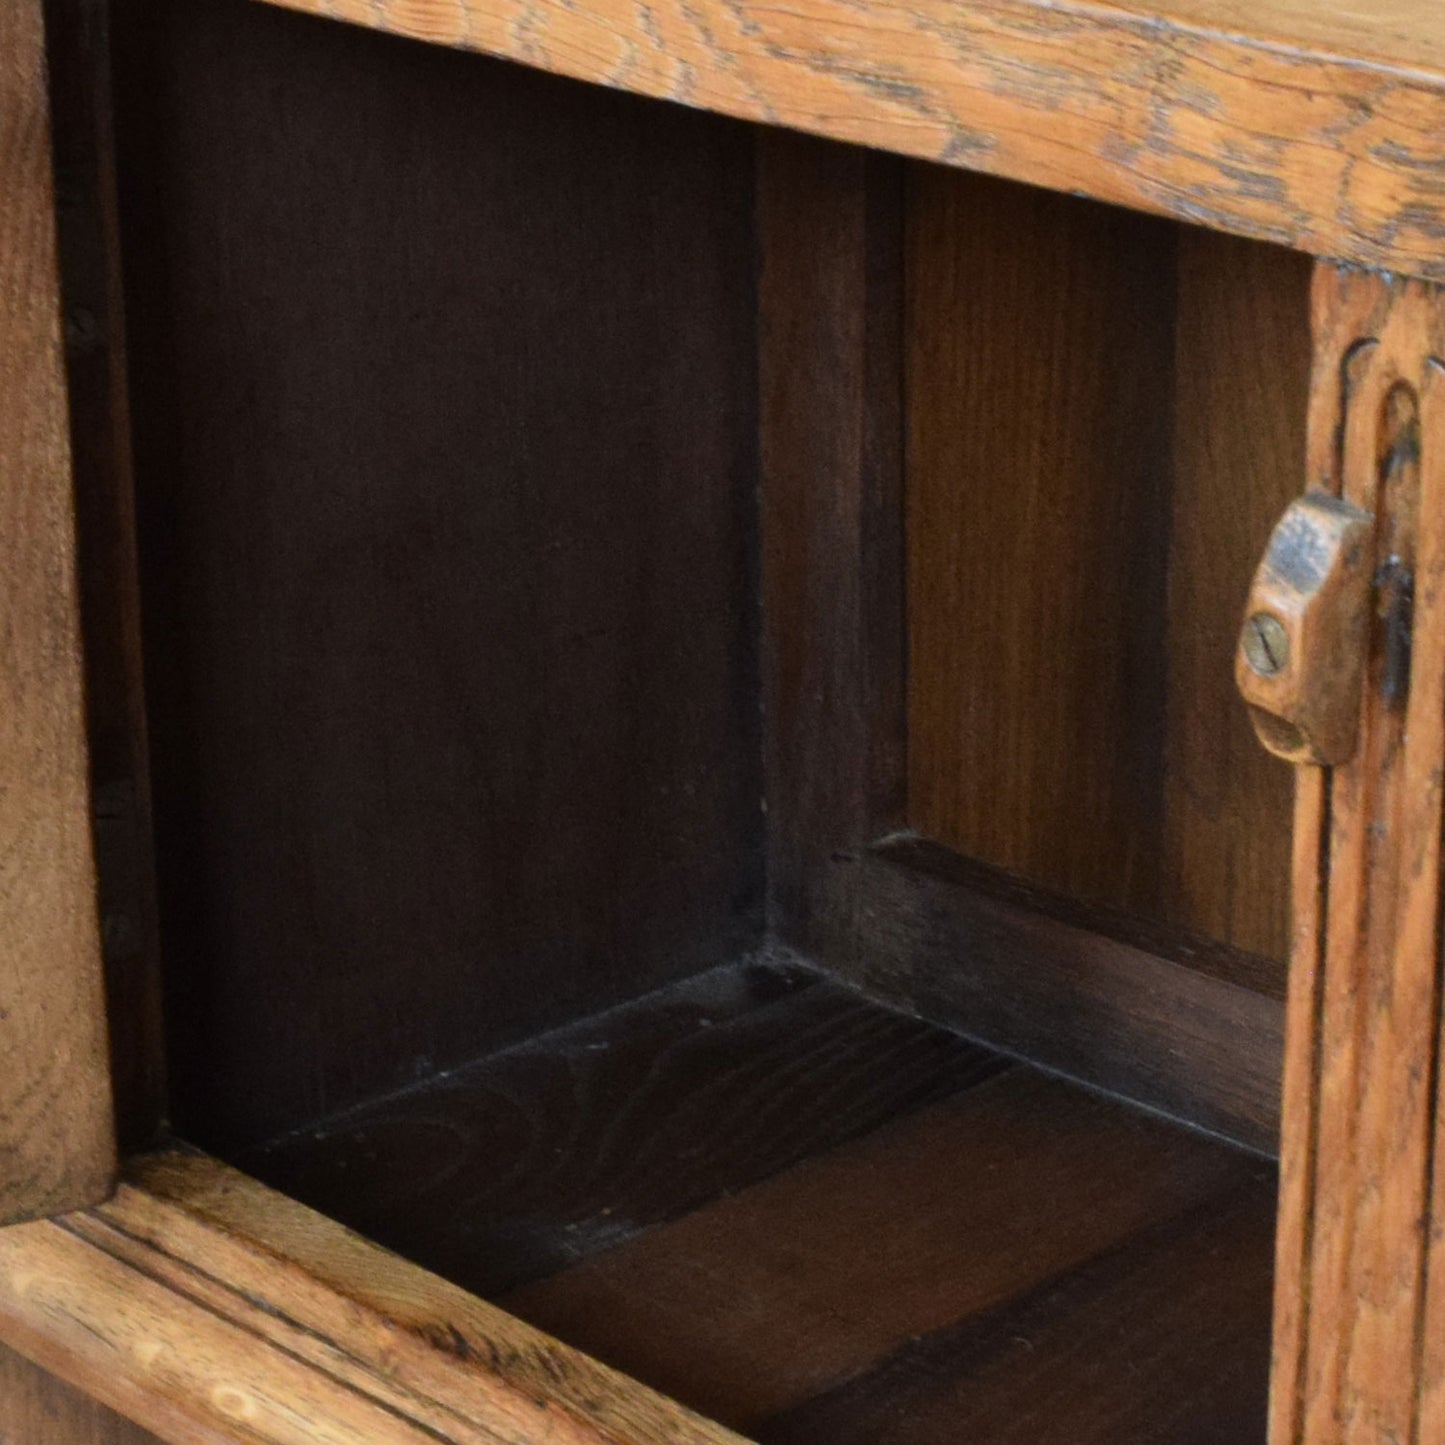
[4,1,1445,1440]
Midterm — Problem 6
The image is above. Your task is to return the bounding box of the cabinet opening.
[76,0,1300,1437]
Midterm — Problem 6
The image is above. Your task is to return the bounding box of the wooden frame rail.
[0,1150,744,1445]
[822,836,1284,1154]
[254,0,1445,281]
[1269,262,1445,1445]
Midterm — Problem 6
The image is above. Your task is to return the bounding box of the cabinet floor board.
[240,960,1005,1297]
[240,960,1274,1443]
[504,1069,1274,1435]
[757,1180,1274,1445]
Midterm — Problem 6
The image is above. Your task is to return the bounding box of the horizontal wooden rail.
[252,0,1445,278]
[0,1150,744,1444]
[812,836,1285,1154]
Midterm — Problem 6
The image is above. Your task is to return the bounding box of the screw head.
[1242,611,1289,677]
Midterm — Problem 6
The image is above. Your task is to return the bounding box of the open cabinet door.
[1246,263,1445,1445]
[0,0,116,1222]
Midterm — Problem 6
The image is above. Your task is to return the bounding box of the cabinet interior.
[67,0,1306,1438]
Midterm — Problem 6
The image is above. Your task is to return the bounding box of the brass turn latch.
[1236,492,1374,766]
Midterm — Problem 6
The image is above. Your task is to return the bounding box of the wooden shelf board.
[1125,1,1445,75]
[238,961,1008,1298]
[239,958,1275,1443]
[503,1066,1276,1440]
[247,0,1445,277]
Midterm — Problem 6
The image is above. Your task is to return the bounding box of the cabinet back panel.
[114,0,761,1149]
[1158,228,1306,962]
[906,166,1307,966]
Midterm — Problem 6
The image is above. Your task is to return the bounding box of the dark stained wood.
[0,1342,161,1445]
[240,961,1005,1298]
[503,1066,1274,1436]
[870,835,1285,1001]
[759,129,904,952]
[1162,230,1308,962]
[0,0,116,1224]
[814,837,1283,1152]
[249,0,1445,281]
[905,166,1177,933]
[112,0,762,1151]
[42,0,167,1151]
[906,170,1302,968]
[763,157,1295,1145]
[759,1179,1274,1445]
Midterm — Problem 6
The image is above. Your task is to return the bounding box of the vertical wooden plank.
[1401,333,1445,1445]
[904,166,1177,921]
[44,0,167,1149]
[1270,264,1445,1445]
[907,174,1302,964]
[0,0,116,1218]
[759,130,904,951]
[1269,268,1384,1445]
[1162,232,1308,963]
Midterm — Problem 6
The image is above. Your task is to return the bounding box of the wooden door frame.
[1268,264,1445,1445]
[0,0,116,1225]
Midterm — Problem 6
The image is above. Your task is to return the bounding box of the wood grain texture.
[240,961,1004,1299]
[113,0,761,1150]
[1270,264,1445,1445]
[906,166,1176,929]
[504,1066,1275,1436]
[0,1150,746,1445]
[907,171,1302,966]
[759,1182,1275,1445]
[816,837,1283,1152]
[759,129,904,952]
[0,1342,160,1445]
[1161,230,1308,960]
[0,0,116,1222]
[247,0,1445,280]
[43,0,167,1150]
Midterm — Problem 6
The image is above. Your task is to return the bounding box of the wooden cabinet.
[3,0,1445,1441]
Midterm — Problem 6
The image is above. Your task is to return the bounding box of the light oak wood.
[254,0,1445,279]
[0,0,116,1223]
[0,1150,746,1445]
[1271,263,1445,1445]
[0,1342,160,1445]
[1163,0,1445,73]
